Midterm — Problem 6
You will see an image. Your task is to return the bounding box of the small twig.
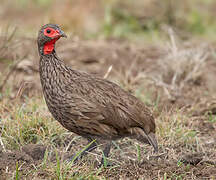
[64,136,80,152]
[168,28,178,55]
[104,65,113,79]
[0,136,6,152]
[15,81,32,99]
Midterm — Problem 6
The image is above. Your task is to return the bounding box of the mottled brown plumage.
[38,24,158,165]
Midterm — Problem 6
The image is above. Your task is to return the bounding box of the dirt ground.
[0,37,216,179]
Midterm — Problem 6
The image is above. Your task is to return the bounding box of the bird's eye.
[46,29,51,34]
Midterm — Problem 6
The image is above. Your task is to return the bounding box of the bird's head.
[37,24,67,55]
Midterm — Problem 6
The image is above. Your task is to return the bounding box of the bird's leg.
[100,141,112,167]
[67,138,97,162]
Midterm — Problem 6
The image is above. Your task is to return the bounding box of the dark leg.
[100,141,112,166]
[67,138,97,162]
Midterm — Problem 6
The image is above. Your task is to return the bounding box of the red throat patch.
[43,37,59,55]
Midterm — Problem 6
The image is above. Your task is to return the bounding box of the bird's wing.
[66,74,155,132]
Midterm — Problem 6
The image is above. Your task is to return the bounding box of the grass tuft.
[148,29,209,100]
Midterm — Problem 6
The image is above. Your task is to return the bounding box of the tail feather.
[129,127,158,152]
[146,132,158,152]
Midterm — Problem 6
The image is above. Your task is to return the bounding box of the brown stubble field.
[0,0,216,179]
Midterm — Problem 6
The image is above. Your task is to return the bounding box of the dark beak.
[59,30,67,38]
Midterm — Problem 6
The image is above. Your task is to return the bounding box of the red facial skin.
[43,27,60,55]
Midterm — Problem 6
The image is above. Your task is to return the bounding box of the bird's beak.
[59,30,67,38]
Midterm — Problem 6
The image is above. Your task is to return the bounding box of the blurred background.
[1,0,216,98]
[0,0,216,179]
[1,0,216,40]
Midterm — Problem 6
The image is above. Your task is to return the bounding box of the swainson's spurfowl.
[37,24,158,165]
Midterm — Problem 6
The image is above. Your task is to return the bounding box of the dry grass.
[0,26,17,61]
[0,90,215,179]
[147,29,209,101]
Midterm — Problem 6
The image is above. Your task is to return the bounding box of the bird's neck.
[39,51,67,75]
[39,51,67,86]
[39,48,80,92]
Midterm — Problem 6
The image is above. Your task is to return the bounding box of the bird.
[37,24,158,166]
